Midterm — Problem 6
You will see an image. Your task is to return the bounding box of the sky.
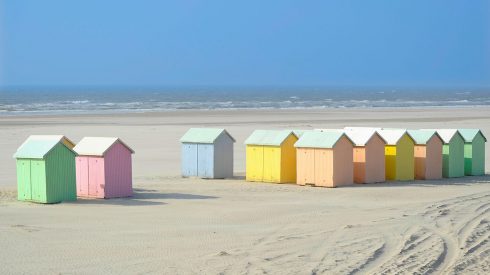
[0,0,489,88]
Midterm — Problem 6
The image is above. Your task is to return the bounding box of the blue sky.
[0,0,489,88]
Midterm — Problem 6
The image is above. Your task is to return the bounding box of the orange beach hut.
[295,131,354,187]
[407,130,443,180]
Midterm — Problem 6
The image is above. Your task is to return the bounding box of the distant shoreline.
[1,104,490,117]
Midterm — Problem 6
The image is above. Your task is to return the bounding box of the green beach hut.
[458,129,487,176]
[13,135,77,203]
[432,129,465,178]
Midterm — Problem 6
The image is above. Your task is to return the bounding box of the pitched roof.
[292,129,311,138]
[458,129,487,142]
[376,129,413,145]
[245,130,297,146]
[425,129,463,144]
[180,128,235,144]
[407,130,442,145]
[13,135,75,159]
[294,131,353,148]
[73,137,134,156]
[343,128,386,146]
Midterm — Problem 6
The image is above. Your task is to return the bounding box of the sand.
[0,107,489,274]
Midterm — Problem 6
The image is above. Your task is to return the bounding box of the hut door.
[88,158,103,197]
[198,144,214,178]
[182,144,198,177]
[303,149,315,185]
[77,158,89,196]
[17,160,32,200]
[30,160,45,202]
[264,147,280,182]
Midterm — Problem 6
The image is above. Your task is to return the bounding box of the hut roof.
[375,129,413,145]
[458,129,487,142]
[13,135,75,159]
[245,130,297,146]
[426,129,463,144]
[407,130,442,145]
[292,129,311,138]
[74,137,134,156]
[180,128,235,144]
[294,131,353,149]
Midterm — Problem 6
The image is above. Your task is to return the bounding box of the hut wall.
[395,134,414,181]
[364,135,386,183]
[425,137,443,179]
[332,136,353,187]
[104,142,133,198]
[214,134,234,178]
[280,135,297,183]
[45,142,76,202]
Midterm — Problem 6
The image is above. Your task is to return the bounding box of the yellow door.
[246,145,263,181]
[385,145,397,180]
[264,146,281,183]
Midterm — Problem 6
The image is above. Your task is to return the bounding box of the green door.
[31,160,47,202]
[16,159,32,201]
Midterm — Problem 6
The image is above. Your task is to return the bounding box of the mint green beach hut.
[13,135,77,203]
[433,129,465,178]
[458,129,487,176]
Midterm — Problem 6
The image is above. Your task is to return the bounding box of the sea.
[0,87,489,116]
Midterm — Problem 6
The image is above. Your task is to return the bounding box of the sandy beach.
[1,107,489,274]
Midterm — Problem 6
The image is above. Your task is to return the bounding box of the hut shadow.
[73,188,218,206]
[349,174,490,188]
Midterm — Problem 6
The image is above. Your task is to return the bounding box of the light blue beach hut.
[180,128,235,179]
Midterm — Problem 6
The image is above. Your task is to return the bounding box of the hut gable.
[180,128,235,144]
[295,131,354,149]
[245,130,297,146]
[376,129,413,145]
[429,129,464,144]
[74,137,134,157]
[13,135,75,159]
[407,130,442,145]
[458,129,487,142]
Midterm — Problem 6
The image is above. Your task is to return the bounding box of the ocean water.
[0,87,489,116]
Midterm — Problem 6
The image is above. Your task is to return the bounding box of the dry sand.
[0,107,489,274]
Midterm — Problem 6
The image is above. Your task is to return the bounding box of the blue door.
[182,143,198,177]
[198,144,214,178]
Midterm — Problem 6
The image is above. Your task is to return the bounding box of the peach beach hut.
[73,137,134,199]
[407,130,443,180]
[295,131,354,187]
[458,129,486,176]
[245,130,298,183]
[343,128,386,183]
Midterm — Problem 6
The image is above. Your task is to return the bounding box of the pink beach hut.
[73,137,134,198]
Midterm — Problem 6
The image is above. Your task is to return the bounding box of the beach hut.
[295,131,354,187]
[376,129,415,181]
[13,135,77,203]
[407,130,443,180]
[344,128,386,184]
[245,130,298,183]
[180,128,235,179]
[73,137,134,198]
[458,129,486,176]
[431,129,465,178]
[317,128,386,183]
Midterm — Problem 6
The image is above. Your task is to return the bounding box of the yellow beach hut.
[376,129,415,181]
[245,130,298,183]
